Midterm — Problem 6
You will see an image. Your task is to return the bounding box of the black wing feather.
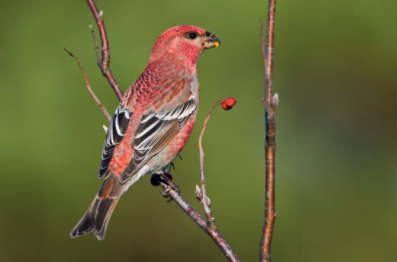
[98,107,132,178]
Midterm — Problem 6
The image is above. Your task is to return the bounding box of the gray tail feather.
[70,197,119,240]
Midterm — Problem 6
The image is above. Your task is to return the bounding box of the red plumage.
[71,25,220,240]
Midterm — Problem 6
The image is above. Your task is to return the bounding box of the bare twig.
[89,24,101,66]
[64,48,111,122]
[197,100,222,228]
[196,100,240,262]
[86,0,124,101]
[259,0,279,261]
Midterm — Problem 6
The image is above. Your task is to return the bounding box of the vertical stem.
[260,0,278,261]
[265,0,276,108]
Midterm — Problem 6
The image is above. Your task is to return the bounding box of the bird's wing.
[98,106,133,178]
[120,98,197,184]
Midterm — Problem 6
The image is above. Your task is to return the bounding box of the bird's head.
[150,25,221,66]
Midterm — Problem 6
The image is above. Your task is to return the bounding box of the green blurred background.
[1,0,397,261]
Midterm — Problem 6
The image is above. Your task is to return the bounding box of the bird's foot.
[150,173,180,202]
[162,162,176,173]
[160,173,180,194]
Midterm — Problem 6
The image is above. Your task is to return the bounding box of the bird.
[70,25,221,240]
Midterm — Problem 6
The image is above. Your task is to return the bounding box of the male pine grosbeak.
[70,26,220,240]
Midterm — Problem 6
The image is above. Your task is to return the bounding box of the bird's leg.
[165,162,176,173]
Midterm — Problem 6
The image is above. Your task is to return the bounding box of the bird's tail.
[70,173,123,240]
[70,196,119,240]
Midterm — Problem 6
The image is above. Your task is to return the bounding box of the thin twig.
[259,0,279,261]
[64,48,111,122]
[196,100,240,262]
[197,100,222,227]
[89,24,101,66]
[86,0,124,101]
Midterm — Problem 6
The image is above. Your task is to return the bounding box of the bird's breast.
[189,76,199,100]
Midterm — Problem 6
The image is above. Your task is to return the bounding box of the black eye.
[189,32,197,39]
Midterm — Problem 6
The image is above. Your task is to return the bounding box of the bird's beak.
[202,31,221,49]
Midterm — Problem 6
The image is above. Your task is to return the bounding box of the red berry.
[225,97,236,107]
[222,97,236,110]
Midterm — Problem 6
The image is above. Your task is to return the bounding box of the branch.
[86,0,124,101]
[160,182,208,230]
[161,182,240,262]
[64,48,111,122]
[259,0,279,261]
